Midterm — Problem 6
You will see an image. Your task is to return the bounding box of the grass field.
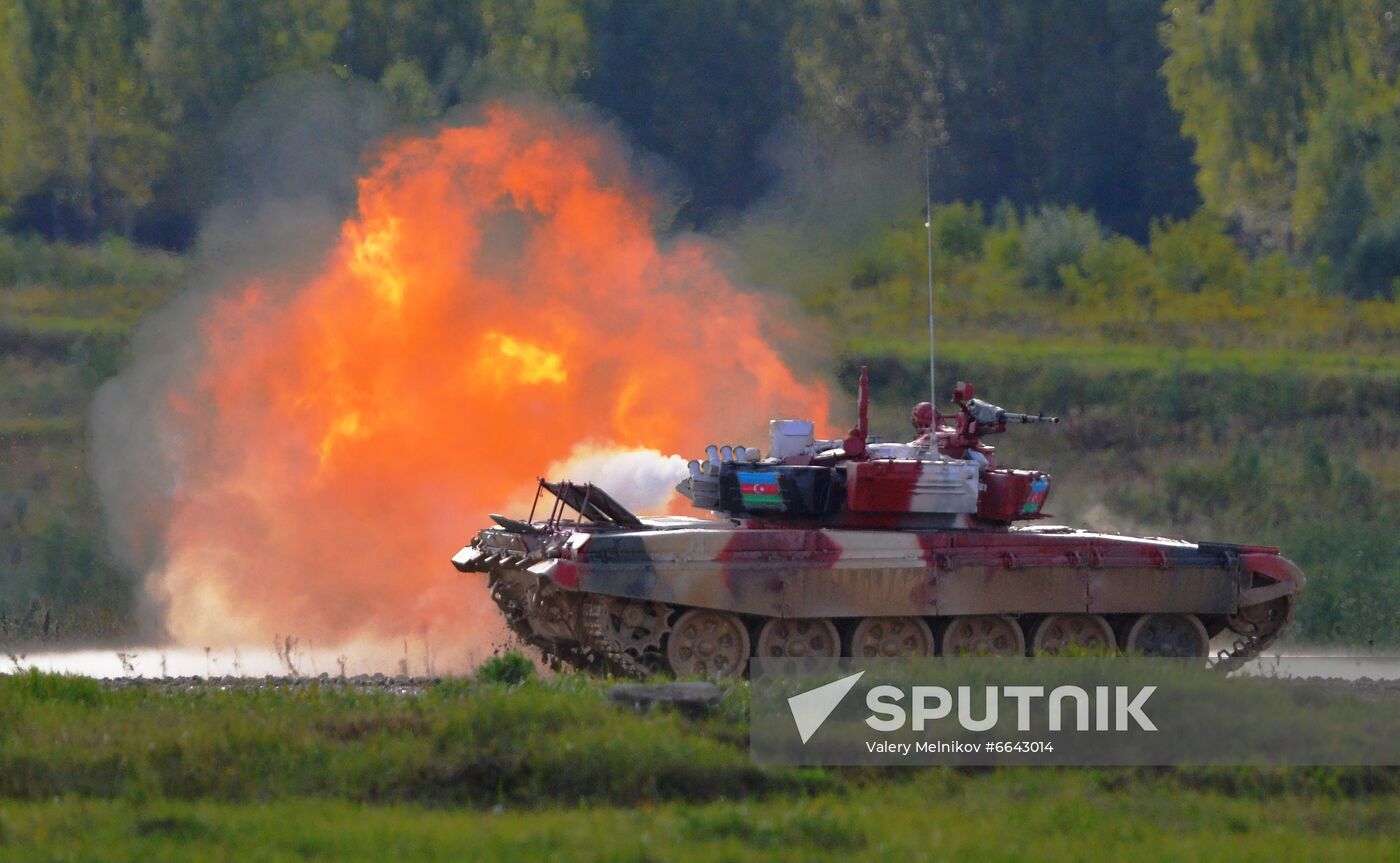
[6,774,1399,862]
[0,670,1396,860]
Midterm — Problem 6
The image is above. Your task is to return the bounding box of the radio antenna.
[924,144,937,427]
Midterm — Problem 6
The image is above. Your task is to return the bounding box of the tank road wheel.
[940,615,1026,657]
[1124,613,1210,658]
[849,617,935,658]
[1030,614,1116,656]
[756,618,842,659]
[665,609,751,679]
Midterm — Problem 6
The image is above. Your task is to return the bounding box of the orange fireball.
[152,103,831,648]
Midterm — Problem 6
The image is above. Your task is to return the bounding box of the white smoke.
[538,444,689,515]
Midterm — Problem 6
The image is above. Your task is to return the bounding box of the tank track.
[580,597,655,678]
[490,575,1296,678]
[489,574,670,677]
[487,573,591,671]
[1211,595,1295,675]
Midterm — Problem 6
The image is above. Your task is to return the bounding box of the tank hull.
[454,517,1303,675]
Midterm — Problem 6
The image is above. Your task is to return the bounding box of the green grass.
[2,775,1397,862]
[0,671,801,806]
[0,671,1396,860]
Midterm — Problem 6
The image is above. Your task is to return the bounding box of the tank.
[453,367,1303,678]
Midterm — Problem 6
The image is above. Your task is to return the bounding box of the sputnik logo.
[788,671,865,744]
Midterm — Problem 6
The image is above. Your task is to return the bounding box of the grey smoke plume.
[724,124,924,299]
[90,73,395,633]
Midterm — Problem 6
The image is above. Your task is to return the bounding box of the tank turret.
[676,366,1056,528]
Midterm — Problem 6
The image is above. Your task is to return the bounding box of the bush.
[1019,205,1104,293]
[0,234,181,288]
[1340,215,1400,300]
[931,201,986,261]
[476,651,535,685]
[1149,211,1248,295]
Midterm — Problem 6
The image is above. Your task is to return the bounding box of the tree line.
[1,0,1397,297]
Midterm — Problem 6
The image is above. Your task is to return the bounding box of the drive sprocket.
[581,596,673,677]
[1213,595,1295,674]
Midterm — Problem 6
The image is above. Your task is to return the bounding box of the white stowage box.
[769,419,815,459]
[909,459,981,513]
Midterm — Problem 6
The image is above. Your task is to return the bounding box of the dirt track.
[96,673,446,695]
[84,671,1400,697]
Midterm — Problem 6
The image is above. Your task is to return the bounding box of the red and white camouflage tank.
[454,367,1302,678]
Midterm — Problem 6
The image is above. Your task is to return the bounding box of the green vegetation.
[1164,0,1400,296]
[475,650,538,686]
[0,238,183,644]
[0,670,788,805]
[0,0,1367,257]
[778,204,1400,354]
[4,772,1399,861]
[0,671,1396,859]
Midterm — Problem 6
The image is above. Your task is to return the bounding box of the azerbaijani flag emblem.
[737,471,784,509]
[1021,474,1051,514]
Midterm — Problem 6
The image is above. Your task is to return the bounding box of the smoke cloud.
[91,77,831,652]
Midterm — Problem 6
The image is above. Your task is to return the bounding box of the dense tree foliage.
[789,0,1200,239]
[0,4,35,219]
[1164,0,1400,297]
[0,0,1397,297]
[11,0,168,239]
[581,0,795,220]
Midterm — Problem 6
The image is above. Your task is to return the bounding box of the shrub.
[476,651,535,685]
[0,234,181,288]
[931,201,986,261]
[1149,211,1248,295]
[1339,215,1400,300]
[1020,205,1104,293]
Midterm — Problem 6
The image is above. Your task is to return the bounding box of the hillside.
[0,238,182,642]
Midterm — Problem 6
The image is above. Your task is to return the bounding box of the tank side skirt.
[556,528,1251,617]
